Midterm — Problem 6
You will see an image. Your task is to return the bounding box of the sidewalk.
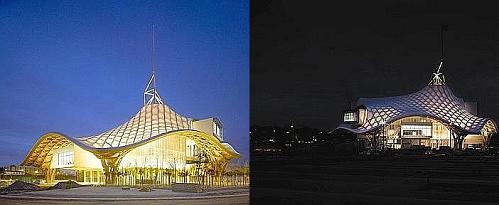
[0,187,249,201]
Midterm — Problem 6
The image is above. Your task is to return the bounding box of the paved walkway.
[0,197,249,205]
[0,187,249,201]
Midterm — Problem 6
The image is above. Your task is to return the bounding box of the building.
[337,61,497,150]
[0,165,44,183]
[21,73,240,185]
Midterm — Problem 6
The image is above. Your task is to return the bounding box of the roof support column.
[483,133,492,148]
[210,158,230,187]
[45,168,56,183]
[364,134,375,152]
[101,157,122,185]
[451,132,465,150]
[94,150,129,185]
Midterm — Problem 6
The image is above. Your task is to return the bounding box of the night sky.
[251,0,499,130]
[0,0,248,165]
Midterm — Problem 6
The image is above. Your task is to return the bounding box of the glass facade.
[56,151,74,167]
[213,122,222,139]
[52,144,76,169]
[120,135,191,169]
[384,116,452,149]
[401,125,432,137]
[344,112,356,122]
[43,134,205,185]
[115,135,204,186]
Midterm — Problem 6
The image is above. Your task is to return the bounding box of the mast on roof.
[144,24,164,105]
[429,25,448,86]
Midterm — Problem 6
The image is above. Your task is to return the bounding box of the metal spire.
[152,24,156,76]
[430,25,448,86]
[144,24,164,105]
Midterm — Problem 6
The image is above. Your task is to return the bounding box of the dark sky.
[251,0,499,130]
[0,0,248,165]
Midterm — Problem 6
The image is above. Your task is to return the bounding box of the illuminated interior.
[383,116,452,149]
[337,68,497,150]
[20,74,240,185]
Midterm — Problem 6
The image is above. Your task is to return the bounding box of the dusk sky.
[0,0,248,165]
[252,0,499,130]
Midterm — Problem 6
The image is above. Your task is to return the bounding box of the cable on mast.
[143,24,164,105]
[430,25,447,86]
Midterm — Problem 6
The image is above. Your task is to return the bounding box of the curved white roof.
[22,74,241,168]
[337,85,497,135]
[78,104,192,148]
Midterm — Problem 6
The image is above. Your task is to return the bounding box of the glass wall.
[401,125,432,137]
[38,135,244,187]
[51,144,75,168]
[343,112,356,122]
[120,135,189,169]
[384,116,452,149]
[56,151,74,167]
[117,134,199,186]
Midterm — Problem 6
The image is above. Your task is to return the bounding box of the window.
[186,144,196,157]
[401,125,432,137]
[93,171,98,182]
[403,130,422,136]
[358,108,367,124]
[85,171,91,182]
[344,112,356,122]
[57,151,74,167]
[213,121,223,139]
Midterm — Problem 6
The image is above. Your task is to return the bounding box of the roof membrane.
[337,85,496,135]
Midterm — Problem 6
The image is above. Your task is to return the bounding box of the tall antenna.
[440,24,445,65]
[152,24,157,91]
[144,24,164,105]
[430,25,447,85]
[152,24,156,75]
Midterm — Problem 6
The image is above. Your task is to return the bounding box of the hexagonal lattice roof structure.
[21,74,240,168]
[337,85,497,135]
[77,104,191,148]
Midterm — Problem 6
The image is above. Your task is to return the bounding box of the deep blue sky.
[0,0,248,165]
